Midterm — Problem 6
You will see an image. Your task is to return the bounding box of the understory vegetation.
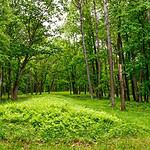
[0,93,150,149]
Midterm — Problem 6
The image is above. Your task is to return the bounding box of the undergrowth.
[0,93,150,149]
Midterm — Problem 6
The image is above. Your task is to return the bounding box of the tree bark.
[78,1,93,99]
[132,72,139,102]
[104,0,115,107]
[117,28,126,110]
[11,55,29,100]
[7,62,11,99]
[93,0,102,99]
[0,65,3,100]
[119,64,125,110]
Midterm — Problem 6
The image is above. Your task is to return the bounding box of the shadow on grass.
[0,94,33,104]
[52,92,109,101]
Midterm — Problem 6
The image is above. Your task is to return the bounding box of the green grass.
[0,92,150,150]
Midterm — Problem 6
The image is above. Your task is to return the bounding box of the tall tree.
[103,0,115,107]
[73,0,93,99]
[6,0,55,99]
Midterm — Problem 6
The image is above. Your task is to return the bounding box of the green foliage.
[0,94,150,145]
[107,123,150,138]
[0,103,117,142]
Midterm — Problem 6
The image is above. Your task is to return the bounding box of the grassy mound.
[0,100,149,144]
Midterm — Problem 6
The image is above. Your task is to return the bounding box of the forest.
[0,0,150,149]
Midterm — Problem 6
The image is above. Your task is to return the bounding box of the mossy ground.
[0,92,150,150]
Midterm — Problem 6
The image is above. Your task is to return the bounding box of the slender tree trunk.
[104,0,115,107]
[49,77,55,94]
[119,64,125,110]
[69,83,72,95]
[145,64,149,102]
[130,49,139,102]
[104,56,109,98]
[115,0,129,104]
[131,79,136,101]
[93,0,102,99]
[132,72,139,102]
[139,70,143,102]
[117,29,126,110]
[71,68,78,94]
[30,74,33,95]
[78,1,93,99]
[115,74,119,97]
[7,63,11,99]
[124,73,130,101]
[35,82,38,95]
[147,10,150,101]
[39,80,43,95]
[0,65,3,100]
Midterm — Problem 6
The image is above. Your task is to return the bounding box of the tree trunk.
[49,77,55,94]
[71,68,78,94]
[119,64,125,110]
[104,0,115,107]
[93,0,102,99]
[39,80,43,95]
[104,56,109,98]
[11,55,29,100]
[30,75,33,95]
[139,70,143,102]
[84,84,87,95]
[11,77,19,100]
[7,63,11,99]
[0,65,3,100]
[117,28,126,110]
[130,49,139,102]
[78,1,93,99]
[132,72,139,102]
[124,73,130,101]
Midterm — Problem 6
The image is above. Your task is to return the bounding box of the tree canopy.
[0,0,150,109]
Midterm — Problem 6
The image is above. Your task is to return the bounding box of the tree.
[103,0,115,107]
[5,0,56,99]
[73,0,94,99]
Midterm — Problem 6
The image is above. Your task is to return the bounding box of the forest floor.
[0,92,150,150]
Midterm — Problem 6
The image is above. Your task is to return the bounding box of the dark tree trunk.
[130,47,139,102]
[34,81,38,95]
[30,75,33,95]
[132,72,139,102]
[49,77,55,94]
[11,55,29,100]
[139,70,143,102]
[131,75,136,101]
[7,63,11,99]
[84,84,87,95]
[71,68,78,95]
[39,80,43,95]
[0,65,3,100]
[124,73,130,101]
[11,78,19,100]
[69,82,72,95]
[117,29,126,110]
[72,81,78,94]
